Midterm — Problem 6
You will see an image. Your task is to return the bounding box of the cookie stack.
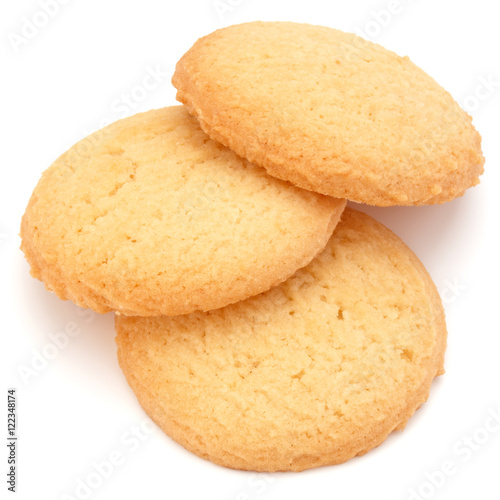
[20,22,484,471]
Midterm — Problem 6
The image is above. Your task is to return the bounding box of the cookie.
[115,208,447,471]
[20,106,345,316]
[173,21,484,206]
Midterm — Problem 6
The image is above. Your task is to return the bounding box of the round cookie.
[20,106,345,316]
[173,21,484,206]
[115,208,447,471]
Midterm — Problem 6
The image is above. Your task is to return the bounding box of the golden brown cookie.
[115,208,447,471]
[173,21,484,206]
[20,106,345,316]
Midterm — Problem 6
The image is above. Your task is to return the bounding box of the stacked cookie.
[20,22,484,471]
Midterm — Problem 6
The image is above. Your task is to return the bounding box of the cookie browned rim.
[173,21,484,206]
[116,208,447,471]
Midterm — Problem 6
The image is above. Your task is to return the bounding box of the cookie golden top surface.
[173,21,484,206]
[20,106,344,316]
[116,209,447,471]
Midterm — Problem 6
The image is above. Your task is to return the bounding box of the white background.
[1,1,499,499]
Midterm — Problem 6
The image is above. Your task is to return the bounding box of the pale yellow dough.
[116,208,447,471]
[20,106,345,316]
[173,21,484,206]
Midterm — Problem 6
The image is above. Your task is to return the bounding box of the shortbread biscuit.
[173,21,484,206]
[115,208,447,471]
[20,106,345,316]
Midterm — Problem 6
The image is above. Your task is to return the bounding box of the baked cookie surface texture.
[21,106,345,316]
[116,208,447,471]
[173,21,484,206]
